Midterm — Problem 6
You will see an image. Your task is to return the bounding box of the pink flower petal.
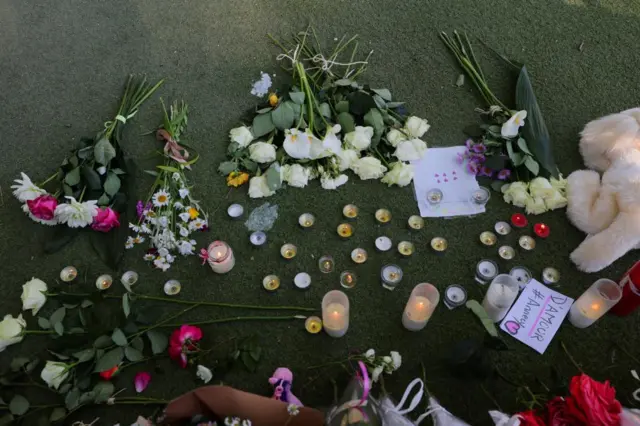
[134,372,151,393]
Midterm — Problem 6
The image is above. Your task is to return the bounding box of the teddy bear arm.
[567,170,617,234]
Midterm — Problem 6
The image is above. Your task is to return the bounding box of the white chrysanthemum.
[125,237,135,249]
[54,197,98,228]
[140,224,151,234]
[250,71,272,97]
[12,172,47,202]
[364,349,375,361]
[22,203,58,226]
[152,189,171,207]
[179,188,189,199]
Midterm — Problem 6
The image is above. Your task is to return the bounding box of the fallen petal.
[134,372,151,393]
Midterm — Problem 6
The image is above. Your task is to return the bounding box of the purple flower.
[466,160,480,175]
[136,200,152,220]
[456,152,465,165]
[472,144,487,154]
[497,169,512,180]
[470,153,486,164]
[465,139,473,150]
[479,166,493,177]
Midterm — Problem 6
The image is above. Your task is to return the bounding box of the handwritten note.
[500,279,574,354]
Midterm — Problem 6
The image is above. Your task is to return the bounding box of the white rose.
[248,142,276,163]
[351,157,387,180]
[372,365,384,383]
[526,196,548,215]
[21,278,48,315]
[364,349,375,362]
[390,351,402,370]
[394,139,428,162]
[381,162,414,187]
[0,314,26,352]
[320,173,348,190]
[544,190,568,210]
[196,365,213,384]
[248,176,275,198]
[550,174,567,194]
[386,129,408,147]
[344,126,374,151]
[502,182,531,208]
[40,361,70,389]
[501,110,527,138]
[336,149,360,172]
[282,164,310,188]
[229,126,254,148]
[404,116,430,138]
[529,177,555,199]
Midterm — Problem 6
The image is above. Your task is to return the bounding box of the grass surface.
[2,0,640,424]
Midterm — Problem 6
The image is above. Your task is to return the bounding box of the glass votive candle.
[426,188,443,207]
[375,236,392,252]
[482,274,520,322]
[249,231,267,247]
[294,272,311,290]
[298,213,315,229]
[164,279,181,295]
[510,266,532,290]
[343,204,359,220]
[479,231,497,247]
[351,248,368,264]
[60,266,78,282]
[475,259,499,284]
[227,203,244,219]
[397,241,415,257]
[340,271,357,289]
[95,274,113,291]
[120,271,139,287]
[470,186,491,205]
[337,223,354,239]
[569,279,622,328]
[402,283,440,331]
[518,235,536,251]
[542,267,560,286]
[494,221,512,235]
[431,237,448,253]
[305,316,323,334]
[375,208,391,225]
[204,241,235,273]
[318,255,334,273]
[280,243,297,260]
[408,215,424,230]
[263,275,280,293]
[498,245,515,260]
[381,264,403,291]
[322,290,349,338]
[444,284,467,309]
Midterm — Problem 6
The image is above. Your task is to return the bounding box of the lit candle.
[518,235,536,251]
[164,279,181,295]
[511,213,528,228]
[569,279,622,328]
[298,213,315,229]
[398,241,415,257]
[494,221,512,235]
[262,275,280,293]
[95,274,113,291]
[340,271,357,289]
[375,209,391,224]
[318,255,334,273]
[337,223,354,239]
[498,245,515,260]
[402,283,440,331]
[533,223,550,238]
[205,241,235,274]
[60,266,78,282]
[426,188,443,206]
[475,260,498,284]
[351,248,368,264]
[470,186,491,205]
[343,204,359,219]
[280,243,297,260]
[293,272,311,290]
[381,264,403,291]
[227,203,244,219]
[322,290,349,338]
[430,237,447,253]
[479,231,497,246]
[482,274,519,322]
[375,236,392,252]
[305,316,323,334]
[120,271,139,287]
[407,215,424,230]
[509,266,532,290]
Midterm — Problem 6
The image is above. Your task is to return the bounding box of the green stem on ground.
[561,341,584,373]
[3,382,51,391]
[143,315,304,329]
[307,356,361,370]
[38,172,59,187]
[24,329,55,335]
[614,342,640,365]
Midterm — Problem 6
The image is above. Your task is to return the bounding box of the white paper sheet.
[412,146,485,217]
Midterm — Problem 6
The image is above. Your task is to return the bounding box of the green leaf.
[58,383,72,394]
[515,66,557,177]
[103,172,121,196]
[93,381,114,404]
[484,155,507,170]
[227,141,240,155]
[336,100,349,114]
[252,113,275,138]
[10,357,30,372]
[491,180,506,192]
[94,335,112,348]
[524,155,540,176]
[289,91,305,105]
[122,294,131,318]
[81,300,93,308]
[373,94,386,109]
[256,107,273,114]
[348,92,377,116]
[64,388,80,410]
[112,168,125,175]
[77,146,93,160]
[218,161,237,175]
[38,317,50,329]
[111,328,128,346]
[131,336,144,352]
[146,330,168,354]
[48,350,70,360]
[465,300,499,337]
[334,78,353,86]
[9,395,29,415]
[63,303,78,309]
[64,168,81,186]
[265,162,282,191]
[271,102,295,130]
[241,158,258,173]
[50,407,66,422]
[79,391,95,405]
[94,137,116,165]
[54,322,64,336]
[78,309,86,327]
[364,108,384,133]
[337,112,355,133]
[0,414,13,426]
[73,348,95,363]
[156,165,180,173]
[49,307,66,326]
[25,359,39,373]
[372,88,392,101]
[81,166,101,191]
[94,347,124,372]
[97,193,110,206]
[250,346,262,362]
[318,102,331,118]
[240,351,258,372]
[517,137,533,155]
[506,140,514,158]
[124,346,144,362]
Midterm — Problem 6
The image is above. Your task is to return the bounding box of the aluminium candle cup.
[430,237,447,254]
[318,255,334,273]
[60,266,78,282]
[397,241,415,257]
[305,316,323,334]
[375,236,392,252]
[351,248,368,264]
[340,271,357,289]
[475,259,499,284]
[294,272,311,290]
[342,204,359,220]
[262,275,280,293]
[444,285,467,309]
[120,271,139,287]
[280,243,297,260]
[381,264,403,291]
[494,221,512,236]
[407,215,424,231]
[542,267,560,286]
[298,213,315,229]
[479,231,497,247]
[375,209,392,225]
[164,280,181,296]
[337,223,354,239]
[249,231,267,247]
[498,245,515,260]
[95,274,113,291]
[509,266,533,290]
[518,235,536,251]
[227,203,244,219]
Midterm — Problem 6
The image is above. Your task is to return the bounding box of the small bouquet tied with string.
[219,26,432,198]
[11,75,163,267]
[126,100,208,271]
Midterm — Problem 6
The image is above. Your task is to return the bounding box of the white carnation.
[54,197,99,228]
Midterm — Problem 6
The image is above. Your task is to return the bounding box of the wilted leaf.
[147,330,168,354]
[456,74,465,87]
[9,395,29,415]
[252,113,275,138]
[124,346,144,362]
[111,328,128,346]
[465,300,499,337]
[240,351,258,372]
[94,347,124,372]
[94,137,116,165]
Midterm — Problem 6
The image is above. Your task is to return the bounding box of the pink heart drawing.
[443,173,447,176]
[504,321,521,335]
[453,177,458,180]
[444,178,449,182]
[437,180,441,183]
[434,174,439,177]
[452,171,457,175]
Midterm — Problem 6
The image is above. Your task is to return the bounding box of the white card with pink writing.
[500,280,574,354]
[412,146,485,217]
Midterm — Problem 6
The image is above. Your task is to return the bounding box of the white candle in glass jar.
[205,241,235,274]
[569,279,622,328]
[402,283,439,331]
[482,274,519,322]
[322,290,349,338]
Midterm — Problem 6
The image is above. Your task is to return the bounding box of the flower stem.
[128,294,316,312]
[561,341,584,373]
[141,315,304,329]
[307,356,360,370]
[38,172,59,187]
[24,330,55,335]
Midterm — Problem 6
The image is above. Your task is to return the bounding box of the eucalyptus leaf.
[511,152,525,166]
[218,161,237,175]
[256,107,273,114]
[103,173,121,196]
[372,88,392,101]
[252,113,275,138]
[49,307,66,326]
[94,347,124,372]
[122,293,131,318]
[79,391,96,405]
[241,158,258,173]
[146,330,168,354]
[517,137,533,155]
[54,322,64,336]
[93,335,112,349]
[50,407,67,422]
[81,166,101,191]
[265,163,282,191]
[465,300,499,337]
[93,381,114,403]
[336,100,349,114]
[131,336,144,352]
[65,388,80,410]
[334,78,353,86]
[271,102,295,130]
[112,168,125,175]
[62,184,73,196]
[38,317,50,329]
[9,395,29,415]
[373,94,386,109]
[69,155,79,168]
[289,91,305,105]
[227,142,240,155]
[81,300,93,308]
[337,112,355,133]
[143,170,159,177]
[319,102,331,118]
[364,108,384,133]
[524,155,540,176]
[124,346,144,362]
[64,168,81,186]
[58,383,72,394]
[94,137,116,165]
[77,146,93,160]
[111,328,128,346]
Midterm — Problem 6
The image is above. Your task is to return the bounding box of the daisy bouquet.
[126,100,208,271]
[219,27,431,198]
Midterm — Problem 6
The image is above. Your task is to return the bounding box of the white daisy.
[125,237,135,249]
[12,172,47,202]
[174,201,184,210]
[140,224,152,234]
[189,218,207,231]
[147,217,158,226]
[287,404,300,416]
[178,240,195,255]
[179,188,189,199]
[153,258,170,272]
[129,223,140,232]
[158,247,169,258]
[143,253,155,261]
[22,203,58,226]
[172,172,181,182]
[179,212,191,222]
[132,235,145,245]
[152,189,171,207]
[54,197,99,228]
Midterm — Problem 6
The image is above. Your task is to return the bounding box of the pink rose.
[567,374,621,426]
[27,195,58,220]
[91,207,120,232]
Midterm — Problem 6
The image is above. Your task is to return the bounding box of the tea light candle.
[337,223,354,238]
[518,235,536,251]
[164,279,181,295]
[509,266,532,290]
[569,279,622,328]
[375,208,391,224]
[402,283,440,331]
[534,223,550,238]
[482,274,519,322]
[375,236,392,252]
[398,241,415,257]
[249,231,267,247]
[227,203,244,219]
[475,260,498,284]
[494,221,512,235]
[96,274,113,291]
[340,271,357,289]
[426,188,443,206]
[479,231,497,246]
[343,204,359,219]
[205,241,236,273]
[263,275,280,292]
[444,285,467,309]
[280,243,297,260]
[542,267,560,286]
[318,255,334,273]
[60,266,78,282]
[431,237,447,253]
[351,248,368,264]
[381,264,403,291]
[322,290,349,338]
[511,213,528,228]
[305,316,323,334]
[408,215,424,230]
[470,186,491,205]
[294,272,311,290]
[298,213,315,229]
[498,245,515,260]
[120,271,139,287]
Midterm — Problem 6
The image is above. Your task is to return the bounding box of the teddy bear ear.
[580,110,640,172]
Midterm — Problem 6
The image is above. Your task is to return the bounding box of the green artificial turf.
[2,0,640,424]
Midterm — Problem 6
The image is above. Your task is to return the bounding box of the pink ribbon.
[157,129,190,166]
[198,248,210,265]
[355,361,371,421]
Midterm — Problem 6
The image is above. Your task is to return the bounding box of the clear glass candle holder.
[205,241,235,274]
[322,290,349,338]
[569,279,622,328]
[402,283,440,331]
[482,274,519,322]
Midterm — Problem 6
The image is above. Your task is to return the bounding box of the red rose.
[518,410,546,426]
[567,374,621,426]
[91,207,120,232]
[546,396,580,426]
[99,365,119,380]
[27,194,58,221]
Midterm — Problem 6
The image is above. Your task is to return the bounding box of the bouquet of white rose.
[219,27,431,198]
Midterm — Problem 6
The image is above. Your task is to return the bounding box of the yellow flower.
[268,93,279,107]
[227,172,249,187]
[188,207,199,220]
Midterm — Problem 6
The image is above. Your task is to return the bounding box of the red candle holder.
[511,213,528,228]
[611,261,640,316]
[533,223,550,238]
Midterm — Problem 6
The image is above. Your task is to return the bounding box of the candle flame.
[591,303,601,311]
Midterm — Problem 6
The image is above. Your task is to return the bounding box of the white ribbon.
[276,44,373,79]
